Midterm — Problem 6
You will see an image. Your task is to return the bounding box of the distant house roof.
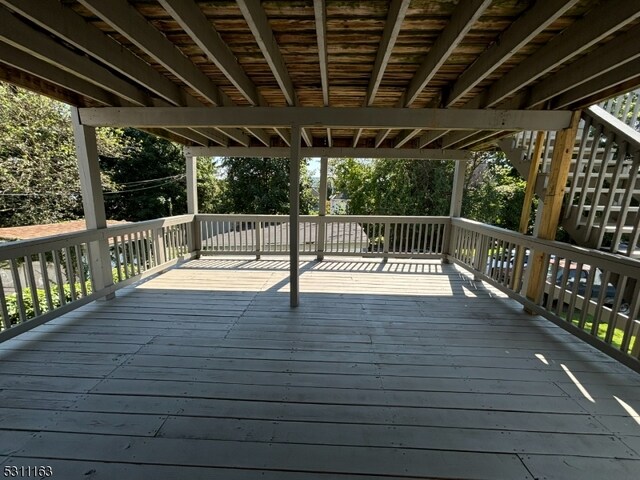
[0,219,128,241]
[330,192,349,201]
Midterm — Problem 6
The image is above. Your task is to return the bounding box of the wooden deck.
[1,257,640,479]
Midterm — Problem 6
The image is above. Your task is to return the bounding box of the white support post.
[317,156,328,261]
[290,125,302,307]
[71,108,114,299]
[449,159,467,217]
[185,154,201,256]
[446,159,467,264]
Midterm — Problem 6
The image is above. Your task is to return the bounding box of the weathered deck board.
[0,257,639,479]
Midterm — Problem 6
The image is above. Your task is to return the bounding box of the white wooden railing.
[451,218,640,368]
[0,215,194,339]
[2,213,640,370]
[197,214,449,259]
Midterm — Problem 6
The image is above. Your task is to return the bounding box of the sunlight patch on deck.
[614,396,640,426]
[561,364,595,403]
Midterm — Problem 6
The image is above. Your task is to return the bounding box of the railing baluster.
[38,252,54,312]
[0,276,11,330]
[25,254,41,317]
[10,258,27,323]
[75,245,88,297]
[64,247,77,302]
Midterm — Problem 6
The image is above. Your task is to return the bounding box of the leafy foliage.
[0,84,127,227]
[218,157,315,214]
[0,84,222,226]
[332,158,454,216]
[462,152,529,232]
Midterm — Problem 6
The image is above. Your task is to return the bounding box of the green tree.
[462,152,528,231]
[0,84,125,227]
[219,157,315,214]
[332,158,453,216]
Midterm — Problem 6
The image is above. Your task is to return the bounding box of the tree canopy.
[218,157,315,215]
[0,84,221,227]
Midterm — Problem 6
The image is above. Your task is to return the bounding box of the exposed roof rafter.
[158,0,260,107]
[313,0,329,107]
[366,0,411,107]
[524,24,640,109]
[470,0,640,109]
[444,0,578,107]
[236,0,296,106]
[404,0,491,107]
[0,0,228,146]
[78,0,251,146]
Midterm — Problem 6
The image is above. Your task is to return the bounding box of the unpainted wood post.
[316,157,328,261]
[71,108,114,300]
[512,131,546,291]
[525,112,581,311]
[290,125,302,307]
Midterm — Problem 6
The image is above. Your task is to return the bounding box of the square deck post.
[525,112,581,309]
[316,156,328,261]
[71,107,114,299]
[290,125,302,307]
[185,154,201,256]
[445,159,467,264]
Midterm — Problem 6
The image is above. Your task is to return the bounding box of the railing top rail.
[0,214,194,260]
[586,105,640,151]
[196,214,451,222]
[453,217,640,276]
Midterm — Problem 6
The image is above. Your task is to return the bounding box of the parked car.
[486,248,529,282]
[546,260,630,314]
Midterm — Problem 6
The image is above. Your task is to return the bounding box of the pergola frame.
[72,104,577,306]
[3,0,639,308]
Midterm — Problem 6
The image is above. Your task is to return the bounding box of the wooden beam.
[78,0,250,146]
[1,0,228,146]
[1,0,189,106]
[184,146,472,160]
[0,8,150,106]
[445,0,577,107]
[236,0,313,146]
[473,0,640,109]
[419,130,448,148]
[393,129,420,148]
[0,42,120,107]
[365,0,411,106]
[313,0,329,106]
[525,24,640,109]
[553,60,640,110]
[440,131,478,149]
[237,0,296,106]
[525,112,581,305]
[404,0,491,107]
[0,63,84,106]
[158,0,260,106]
[0,9,215,146]
[80,107,574,131]
[289,125,302,307]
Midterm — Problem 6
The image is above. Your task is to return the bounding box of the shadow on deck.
[0,257,639,479]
